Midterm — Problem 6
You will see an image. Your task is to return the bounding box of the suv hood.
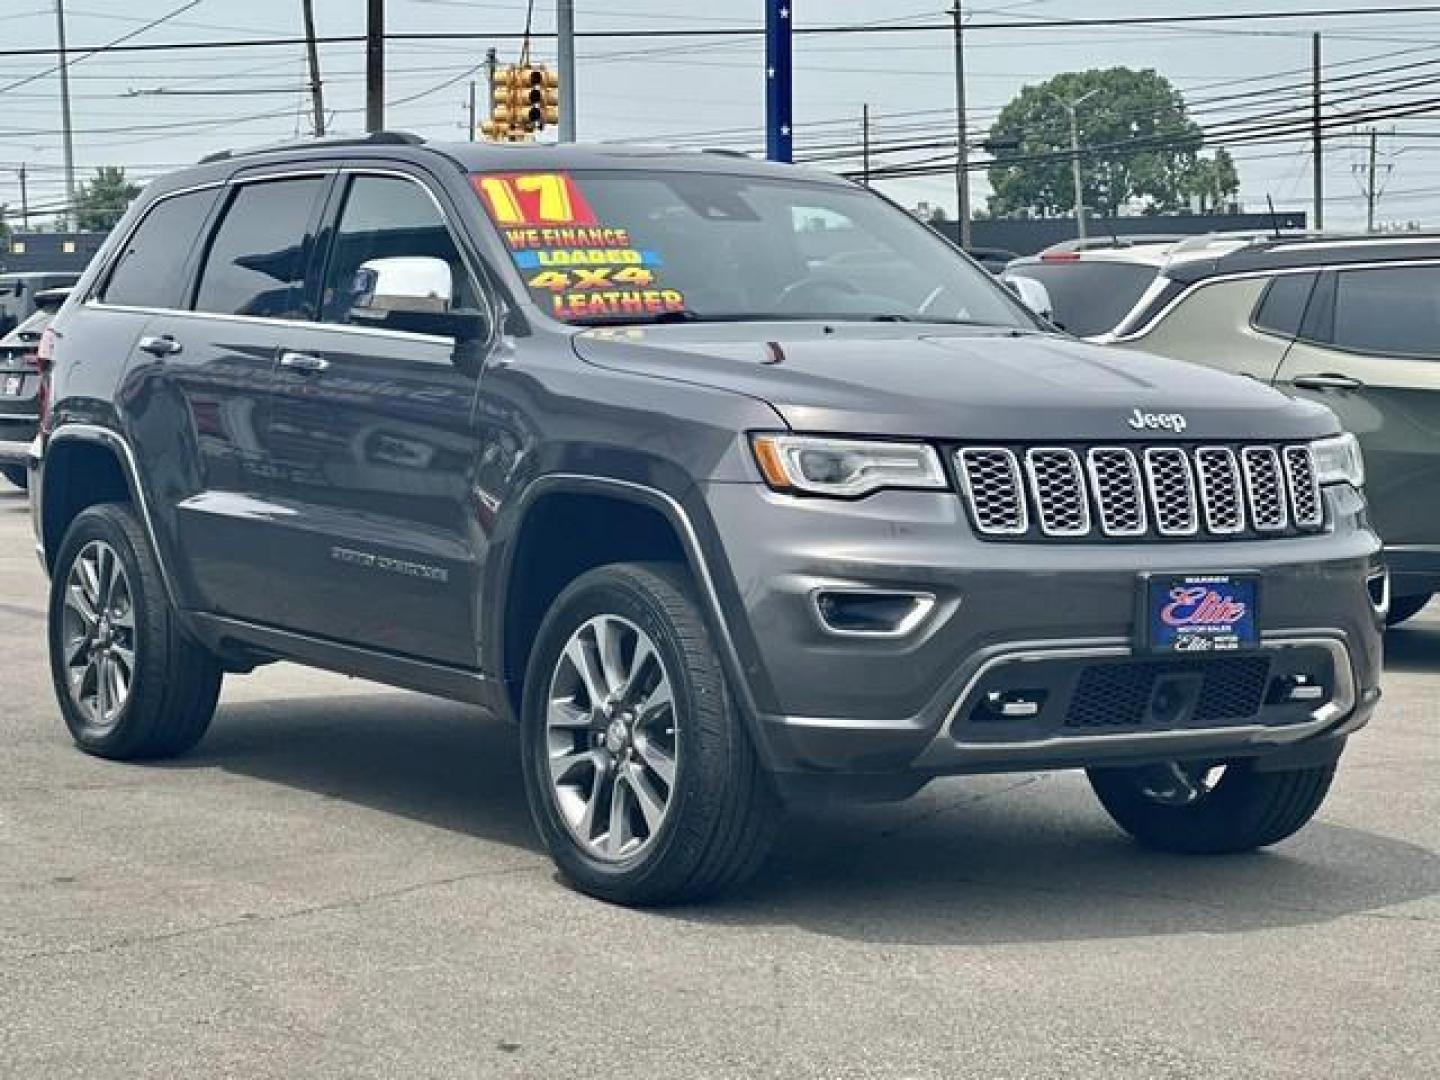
[572,322,1336,442]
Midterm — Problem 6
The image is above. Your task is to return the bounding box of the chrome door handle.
[278,350,329,373]
[1291,372,1364,391]
[137,334,182,358]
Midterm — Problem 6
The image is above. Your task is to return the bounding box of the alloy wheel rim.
[545,614,678,862]
[61,540,137,732]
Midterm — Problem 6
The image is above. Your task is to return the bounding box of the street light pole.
[1051,88,1098,243]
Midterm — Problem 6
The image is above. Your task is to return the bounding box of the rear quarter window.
[101,189,218,309]
[1251,272,1317,338]
[1007,261,1159,337]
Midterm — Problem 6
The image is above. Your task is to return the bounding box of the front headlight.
[1312,432,1365,488]
[750,434,948,498]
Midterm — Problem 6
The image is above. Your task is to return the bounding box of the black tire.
[1,464,27,490]
[1088,760,1336,855]
[1386,591,1432,627]
[48,502,223,760]
[520,562,779,906]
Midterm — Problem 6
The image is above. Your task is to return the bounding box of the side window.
[1331,266,1440,358]
[193,177,325,320]
[320,174,481,328]
[100,189,216,308]
[1252,272,1317,338]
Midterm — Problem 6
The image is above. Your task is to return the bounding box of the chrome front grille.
[956,444,1325,541]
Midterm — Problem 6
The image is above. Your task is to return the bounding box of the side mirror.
[349,256,491,342]
[1004,274,1055,323]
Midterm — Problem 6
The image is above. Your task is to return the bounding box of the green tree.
[1184,147,1241,214]
[986,68,1236,219]
[74,166,141,232]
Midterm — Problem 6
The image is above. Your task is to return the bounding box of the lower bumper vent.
[1066,655,1273,728]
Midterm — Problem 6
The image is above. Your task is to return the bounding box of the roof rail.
[199,131,425,165]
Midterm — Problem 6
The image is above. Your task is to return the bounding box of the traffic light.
[480,63,561,142]
[522,66,561,132]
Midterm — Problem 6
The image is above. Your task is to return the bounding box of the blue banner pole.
[765,1,793,162]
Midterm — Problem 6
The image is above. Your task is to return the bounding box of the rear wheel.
[1088,759,1336,855]
[48,503,223,760]
[1386,591,1432,627]
[520,562,778,906]
[1,464,27,490]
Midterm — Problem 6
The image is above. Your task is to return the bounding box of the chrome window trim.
[1108,257,1440,343]
[1024,447,1091,537]
[1085,446,1148,538]
[956,447,1029,537]
[923,634,1357,763]
[1142,446,1200,537]
[1194,446,1246,536]
[86,165,501,353]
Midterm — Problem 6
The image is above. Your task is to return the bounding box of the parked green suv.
[1090,236,1440,625]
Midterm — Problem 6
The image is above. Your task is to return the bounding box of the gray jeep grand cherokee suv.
[29,135,1384,905]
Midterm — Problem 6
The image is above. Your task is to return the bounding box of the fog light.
[1270,673,1326,704]
[974,688,1048,721]
[811,590,936,637]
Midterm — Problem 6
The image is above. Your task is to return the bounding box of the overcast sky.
[1,0,1437,231]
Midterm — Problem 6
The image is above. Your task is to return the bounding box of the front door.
[260,171,487,666]
[1274,264,1440,569]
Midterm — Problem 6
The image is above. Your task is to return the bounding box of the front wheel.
[520,562,778,906]
[1,464,27,490]
[1088,759,1336,855]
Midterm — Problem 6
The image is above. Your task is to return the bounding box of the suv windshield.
[1008,261,1159,337]
[473,168,1034,329]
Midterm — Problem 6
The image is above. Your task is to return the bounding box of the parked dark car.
[30,135,1384,905]
[1096,234,1440,626]
[0,287,69,489]
[0,272,80,336]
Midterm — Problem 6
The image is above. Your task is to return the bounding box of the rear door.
[256,167,488,666]
[137,170,333,624]
[1274,263,1440,553]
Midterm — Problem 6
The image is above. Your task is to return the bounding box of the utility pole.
[301,0,325,137]
[1354,127,1394,233]
[1312,32,1324,231]
[557,0,576,142]
[1051,89,1098,242]
[54,0,76,230]
[365,0,384,134]
[861,104,871,187]
[950,3,971,248]
[18,165,29,229]
[468,81,477,140]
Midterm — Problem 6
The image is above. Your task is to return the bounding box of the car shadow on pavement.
[167,691,541,854]
[1382,615,1440,674]
[173,691,1438,947]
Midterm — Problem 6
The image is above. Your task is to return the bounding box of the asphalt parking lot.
[1,484,1436,1080]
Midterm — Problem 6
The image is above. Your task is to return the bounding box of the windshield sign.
[473,169,1032,329]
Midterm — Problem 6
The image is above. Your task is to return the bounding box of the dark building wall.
[935,212,1309,256]
[0,231,108,274]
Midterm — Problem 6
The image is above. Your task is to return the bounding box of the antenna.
[1266,194,1282,239]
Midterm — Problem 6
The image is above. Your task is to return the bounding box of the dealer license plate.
[1142,573,1259,654]
[1,374,21,396]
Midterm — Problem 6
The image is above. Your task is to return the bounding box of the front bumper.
[702,481,1384,777]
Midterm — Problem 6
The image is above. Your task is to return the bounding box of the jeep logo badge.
[1128,409,1188,434]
